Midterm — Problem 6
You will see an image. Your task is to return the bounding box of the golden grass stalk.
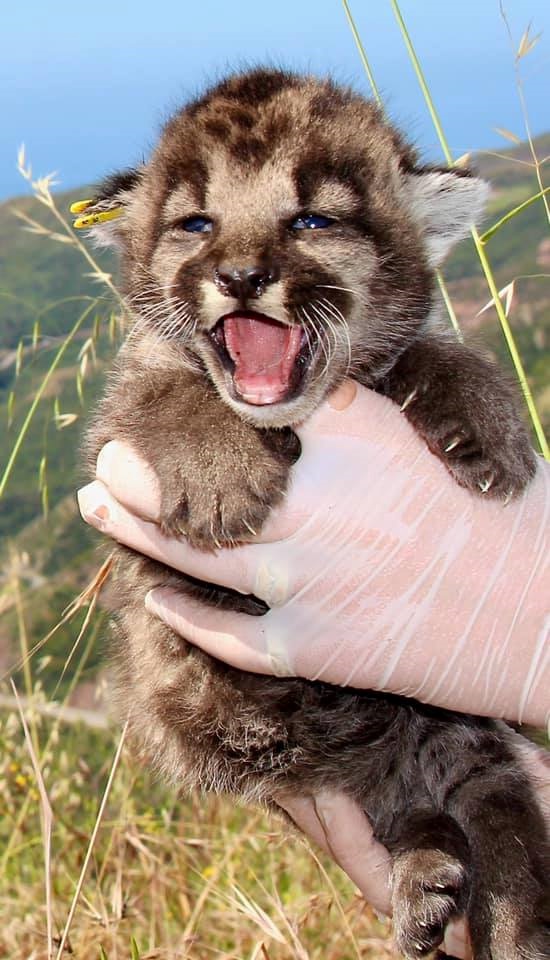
[386,0,550,459]
[0,561,111,874]
[342,0,549,457]
[0,298,98,498]
[11,678,54,959]
[54,721,128,960]
[341,0,462,338]
[498,4,550,227]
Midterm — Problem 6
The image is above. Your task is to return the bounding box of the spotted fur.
[84,70,547,959]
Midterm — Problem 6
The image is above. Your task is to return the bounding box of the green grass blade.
[0,300,99,499]
[341,0,383,108]
[480,187,550,243]
[343,0,462,338]
[387,0,549,458]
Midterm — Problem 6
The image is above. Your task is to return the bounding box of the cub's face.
[86,70,487,427]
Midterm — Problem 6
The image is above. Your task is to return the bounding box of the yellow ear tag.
[73,207,123,229]
[69,199,93,214]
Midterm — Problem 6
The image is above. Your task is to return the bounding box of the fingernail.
[77,481,112,529]
[327,380,357,411]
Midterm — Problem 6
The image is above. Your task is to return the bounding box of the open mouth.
[208,311,311,405]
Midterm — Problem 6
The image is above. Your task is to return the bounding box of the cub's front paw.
[157,427,299,549]
[392,849,468,959]
[404,388,536,500]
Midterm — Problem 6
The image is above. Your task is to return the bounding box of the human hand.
[277,790,472,958]
[77,380,549,957]
[78,381,549,729]
[278,732,550,960]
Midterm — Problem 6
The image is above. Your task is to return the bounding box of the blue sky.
[2,0,549,200]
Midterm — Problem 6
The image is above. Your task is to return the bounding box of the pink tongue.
[223,315,302,405]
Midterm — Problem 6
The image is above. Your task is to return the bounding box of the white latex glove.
[78,381,550,959]
[78,381,549,730]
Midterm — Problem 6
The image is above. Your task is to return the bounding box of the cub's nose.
[215,265,279,300]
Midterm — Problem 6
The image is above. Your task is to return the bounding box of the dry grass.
[0,701,395,960]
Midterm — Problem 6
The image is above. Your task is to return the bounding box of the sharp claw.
[503,489,514,506]
[478,477,493,494]
[242,519,258,537]
[444,437,461,453]
[400,388,418,412]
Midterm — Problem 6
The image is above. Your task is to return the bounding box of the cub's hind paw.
[392,849,468,959]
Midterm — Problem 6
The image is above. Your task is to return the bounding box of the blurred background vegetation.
[0,2,548,957]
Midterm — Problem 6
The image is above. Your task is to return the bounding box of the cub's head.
[83,68,487,427]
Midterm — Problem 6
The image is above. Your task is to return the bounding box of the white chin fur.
[216,373,328,428]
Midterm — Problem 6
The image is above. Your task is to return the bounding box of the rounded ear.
[72,167,143,248]
[403,167,489,266]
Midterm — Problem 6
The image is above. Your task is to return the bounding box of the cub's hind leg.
[449,776,550,960]
[389,812,471,959]
[422,721,550,960]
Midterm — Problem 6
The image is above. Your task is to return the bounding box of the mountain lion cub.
[83,69,549,959]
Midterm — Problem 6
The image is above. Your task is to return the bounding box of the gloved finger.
[294,378,417,450]
[77,481,258,597]
[91,385,356,526]
[95,441,162,520]
[144,587,294,677]
[443,919,472,958]
[90,386,414,548]
[93,438,308,546]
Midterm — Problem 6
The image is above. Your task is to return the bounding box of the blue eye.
[292,214,335,230]
[180,216,213,233]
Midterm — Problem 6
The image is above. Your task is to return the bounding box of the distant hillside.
[0,133,548,692]
[0,187,115,354]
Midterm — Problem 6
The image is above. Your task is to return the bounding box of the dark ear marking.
[94,167,143,204]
